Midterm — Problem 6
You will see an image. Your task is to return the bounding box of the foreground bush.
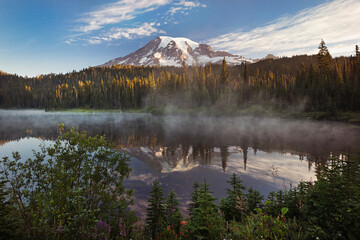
[228,208,302,240]
[0,125,134,239]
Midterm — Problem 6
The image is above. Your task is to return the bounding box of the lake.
[1,110,359,217]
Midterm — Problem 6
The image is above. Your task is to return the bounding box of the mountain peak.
[101,36,250,67]
[157,36,199,50]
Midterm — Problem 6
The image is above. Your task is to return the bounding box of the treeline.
[0,41,359,113]
[1,127,359,239]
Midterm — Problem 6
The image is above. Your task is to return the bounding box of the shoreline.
[1,107,360,124]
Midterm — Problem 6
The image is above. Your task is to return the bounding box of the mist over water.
[1,109,360,217]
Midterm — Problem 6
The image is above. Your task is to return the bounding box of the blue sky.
[0,0,359,76]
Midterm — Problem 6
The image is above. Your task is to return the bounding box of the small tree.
[220,173,247,221]
[188,182,201,218]
[246,187,264,213]
[146,181,165,238]
[186,180,225,240]
[164,190,183,235]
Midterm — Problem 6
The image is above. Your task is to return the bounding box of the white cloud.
[176,0,201,8]
[169,7,183,15]
[77,0,171,33]
[88,38,102,44]
[167,0,206,16]
[65,39,76,45]
[207,0,360,58]
[69,0,206,44]
[88,22,165,44]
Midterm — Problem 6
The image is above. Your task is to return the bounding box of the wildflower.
[180,221,186,226]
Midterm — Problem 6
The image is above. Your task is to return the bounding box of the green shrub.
[229,208,303,240]
[0,125,133,239]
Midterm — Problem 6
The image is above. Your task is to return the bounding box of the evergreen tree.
[188,182,200,218]
[246,187,264,213]
[187,180,225,240]
[164,190,183,234]
[220,57,229,85]
[243,62,248,81]
[146,181,165,238]
[317,39,332,74]
[356,45,360,76]
[264,190,286,217]
[220,173,247,221]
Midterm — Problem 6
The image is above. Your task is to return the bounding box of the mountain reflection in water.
[1,110,359,217]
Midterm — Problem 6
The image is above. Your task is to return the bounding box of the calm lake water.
[1,110,360,217]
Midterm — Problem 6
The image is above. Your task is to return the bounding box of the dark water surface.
[1,110,360,217]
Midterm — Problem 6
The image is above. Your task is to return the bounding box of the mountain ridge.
[101,36,250,67]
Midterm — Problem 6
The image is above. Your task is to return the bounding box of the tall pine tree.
[220,57,229,85]
[317,39,332,74]
[146,181,165,238]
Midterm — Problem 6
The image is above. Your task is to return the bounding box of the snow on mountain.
[101,36,251,67]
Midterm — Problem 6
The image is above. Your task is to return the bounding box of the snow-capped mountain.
[101,36,250,67]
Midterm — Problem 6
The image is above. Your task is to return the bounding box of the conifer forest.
[1,43,359,116]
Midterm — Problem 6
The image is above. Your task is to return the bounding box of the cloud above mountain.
[88,22,165,44]
[168,0,206,15]
[77,0,170,33]
[207,0,360,58]
[70,0,206,45]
